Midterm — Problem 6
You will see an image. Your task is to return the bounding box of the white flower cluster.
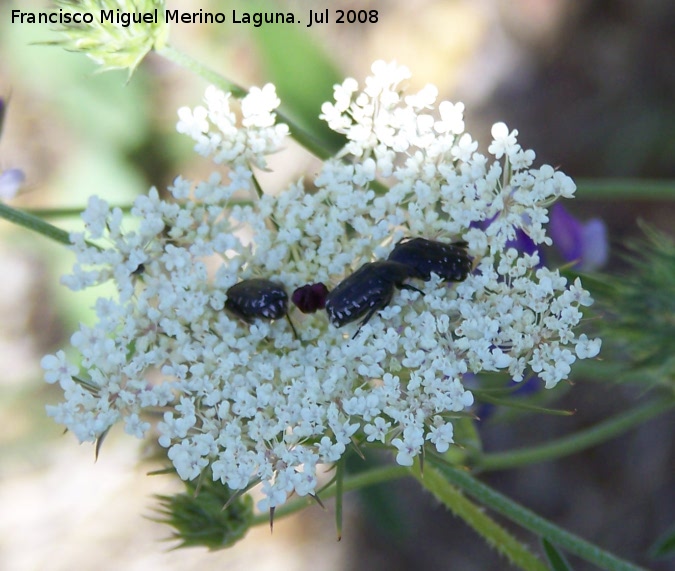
[43,61,600,509]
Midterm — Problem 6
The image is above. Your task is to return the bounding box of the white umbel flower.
[44,61,600,510]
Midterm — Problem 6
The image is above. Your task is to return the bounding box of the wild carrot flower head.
[43,61,600,509]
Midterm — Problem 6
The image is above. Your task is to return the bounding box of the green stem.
[249,464,408,527]
[157,45,247,98]
[476,398,674,472]
[576,178,675,200]
[0,202,73,246]
[24,205,130,218]
[335,458,344,541]
[22,207,90,219]
[23,198,257,219]
[428,456,647,571]
[569,358,636,382]
[571,359,662,386]
[156,45,334,160]
[474,390,573,416]
[411,463,548,571]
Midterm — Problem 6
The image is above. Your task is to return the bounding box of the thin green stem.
[411,463,548,571]
[157,45,246,98]
[0,202,73,246]
[24,205,129,218]
[335,458,345,541]
[249,464,409,527]
[575,178,675,200]
[475,398,674,472]
[23,198,258,219]
[156,44,334,160]
[474,390,574,416]
[569,358,636,382]
[428,456,648,571]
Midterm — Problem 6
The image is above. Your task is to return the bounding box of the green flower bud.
[48,0,169,78]
[152,475,254,550]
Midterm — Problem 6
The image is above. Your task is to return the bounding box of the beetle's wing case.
[326,263,389,327]
[325,261,415,328]
[388,237,472,282]
[225,278,288,321]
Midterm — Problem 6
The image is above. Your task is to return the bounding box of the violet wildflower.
[0,97,26,200]
[0,168,25,201]
[550,202,608,271]
[43,62,601,510]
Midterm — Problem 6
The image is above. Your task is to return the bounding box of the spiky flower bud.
[49,0,169,77]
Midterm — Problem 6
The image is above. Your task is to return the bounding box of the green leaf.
[453,416,483,456]
[94,426,111,461]
[649,522,675,559]
[587,225,675,389]
[250,1,346,156]
[474,390,574,416]
[542,538,574,571]
[345,450,410,539]
[575,178,675,200]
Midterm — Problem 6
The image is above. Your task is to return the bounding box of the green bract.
[48,0,169,77]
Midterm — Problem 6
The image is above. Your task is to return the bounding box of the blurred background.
[1,0,673,569]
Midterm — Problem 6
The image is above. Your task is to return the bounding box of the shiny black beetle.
[387,237,472,282]
[225,278,297,337]
[325,261,423,338]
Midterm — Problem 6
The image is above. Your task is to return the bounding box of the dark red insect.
[292,283,329,314]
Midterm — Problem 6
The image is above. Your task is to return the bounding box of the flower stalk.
[474,398,674,471]
[0,202,74,246]
[426,455,648,571]
[411,461,549,571]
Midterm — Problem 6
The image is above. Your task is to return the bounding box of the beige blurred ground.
[0,435,346,571]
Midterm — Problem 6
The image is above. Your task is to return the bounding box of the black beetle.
[225,278,297,337]
[325,261,423,338]
[387,237,472,282]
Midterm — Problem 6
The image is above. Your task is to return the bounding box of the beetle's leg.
[352,305,380,339]
[351,288,394,339]
[399,283,424,295]
[285,313,299,340]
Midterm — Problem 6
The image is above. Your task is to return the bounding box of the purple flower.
[472,216,546,267]
[0,169,25,200]
[549,203,608,271]
[507,229,544,265]
[0,97,26,200]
